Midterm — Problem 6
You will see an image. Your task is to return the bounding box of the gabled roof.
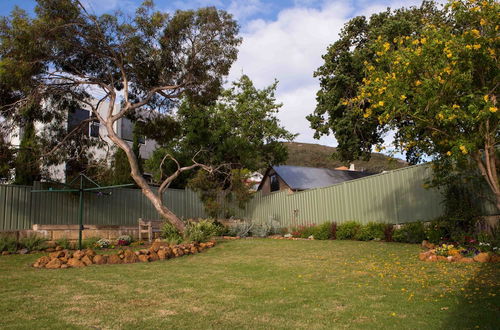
[265,165,373,190]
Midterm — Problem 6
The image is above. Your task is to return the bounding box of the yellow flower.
[363,109,373,118]
[437,113,445,120]
[452,104,460,109]
[446,151,452,156]
[391,312,397,317]
[383,42,391,51]
[480,18,486,26]
[421,38,427,44]
[412,39,420,45]
[400,95,407,101]
[415,80,422,86]
[471,29,480,37]
[483,95,489,102]
[466,45,472,50]
[490,106,498,113]
[460,145,468,154]
[443,67,452,74]
[473,44,481,50]
[378,101,385,106]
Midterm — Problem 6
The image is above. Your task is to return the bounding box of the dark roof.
[269,165,373,190]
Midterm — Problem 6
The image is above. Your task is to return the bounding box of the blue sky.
[1,0,439,155]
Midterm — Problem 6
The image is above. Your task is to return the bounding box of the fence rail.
[1,164,497,231]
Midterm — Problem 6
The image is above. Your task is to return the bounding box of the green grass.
[0,239,498,329]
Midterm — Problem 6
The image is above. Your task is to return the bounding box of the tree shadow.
[441,262,500,329]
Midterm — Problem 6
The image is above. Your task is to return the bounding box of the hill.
[283,142,408,173]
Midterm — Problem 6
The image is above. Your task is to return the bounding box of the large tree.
[0,0,241,232]
[317,0,500,210]
[307,1,443,162]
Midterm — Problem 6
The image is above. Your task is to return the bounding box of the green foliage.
[356,222,386,241]
[14,119,41,185]
[0,124,14,181]
[55,238,72,250]
[336,221,362,240]
[228,222,253,238]
[161,222,183,245]
[0,235,18,253]
[19,234,47,251]
[311,222,332,240]
[393,222,426,243]
[82,237,100,250]
[112,149,134,185]
[250,224,270,238]
[186,220,218,243]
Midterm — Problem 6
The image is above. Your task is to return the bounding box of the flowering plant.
[116,235,132,246]
[435,244,458,257]
[94,238,111,249]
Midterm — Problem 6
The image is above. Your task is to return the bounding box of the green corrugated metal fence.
[1,164,496,231]
[233,164,446,226]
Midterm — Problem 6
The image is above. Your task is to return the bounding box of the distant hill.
[282,142,408,173]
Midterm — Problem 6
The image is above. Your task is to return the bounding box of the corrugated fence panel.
[1,164,497,231]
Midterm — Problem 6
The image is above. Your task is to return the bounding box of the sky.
[0,0,440,153]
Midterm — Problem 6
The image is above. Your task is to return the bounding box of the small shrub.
[392,222,426,243]
[229,221,253,237]
[186,220,218,243]
[290,224,316,238]
[117,235,132,246]
[336,221,361,240]
[20,234,48,251]
[250,224,270,238]
[0,235,18,253]
[212,220,229,236]
[356,222,385,241]
[95,238,111,249]
[82,237,100,249]
[55,238,72,250]
[384,224,394,242]
[311,222,331,240]
[161,222,183,244]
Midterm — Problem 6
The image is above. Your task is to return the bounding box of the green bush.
[55,238,72,250]
[311,222,332,240]
[250,224,270,238]
[355,222,385,241]
[20,234,48,251]
[392,222,426,243]
[161,222,183,244]
[82,237,100,249]
[0,235,18,253]
[186,220,218,243]
[229,222,253,237]
[336,221,361,240]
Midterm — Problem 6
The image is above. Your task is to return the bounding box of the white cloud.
[227,0,269,21]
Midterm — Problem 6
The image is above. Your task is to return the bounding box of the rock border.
[32,241,216,269]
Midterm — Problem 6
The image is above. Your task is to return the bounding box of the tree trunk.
[473,143,500,213]
[105,122,187,232]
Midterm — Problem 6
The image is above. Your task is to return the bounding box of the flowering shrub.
[95,238,111,249]
[435,244,459,257]
[116,235,132,246]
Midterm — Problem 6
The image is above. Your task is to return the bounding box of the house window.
[68,108,90,136]
[90,120,100,137]
[120,118,145,144]
[270,174,280,192]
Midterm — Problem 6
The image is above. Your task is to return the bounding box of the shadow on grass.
[442,262,500,329]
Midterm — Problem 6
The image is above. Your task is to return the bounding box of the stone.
[45,248,55,253]
[151,241,168,252]
[459,257,474,263]
[49,251,65,259]
[67,258,85,268]
[1,251,10,255]
[190,246,198,254]
[84,249,96,257]
[33,262,40,268]
[490,254,500,263]
[60,264,69,269]
[421,240,435,250]
[139,249,150,255]
[157,249,167,260]
[419,252,429,261]
[437,256,447,261]
[59,257,69,264]
[138,254,150,262]
[473,253,490,263]
[93,255,107,265]
[37,256,51,267]
[427,255,438,262]
[149,251,159,262]
[124,249,135,258]
[123,253,138,264]
[55,246,63,251]
[81,255,93,266]
[18,248,29,255]
[107,254,122,265]
[45,258,62,269]
[73,250,85,260]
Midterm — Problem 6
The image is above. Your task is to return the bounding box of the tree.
[0,123,14,181]
[307,1,443,162]
[338,0,500,210]
[145,75,295,216]
[0,0,241,232]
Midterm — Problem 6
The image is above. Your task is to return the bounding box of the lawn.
[0,239,498,329]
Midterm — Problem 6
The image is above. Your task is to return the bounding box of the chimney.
[349,163,355,171]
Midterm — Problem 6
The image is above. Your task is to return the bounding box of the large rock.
[45,258,62,269]
[138,255,150,262]
[157,249,167,260]
[107,254,122,265]
[149,251,159,262]
[459,257,474,263]
[55,246,63,251]
[36,256,51,267]
[81,255,93,266]
[473,253,490,263]
[67,258,86,268]
[73,250,85,260]
[490,254,500,263]
[49,251,65,259]
[84,249,96,257]
[151,241,169,252]
[93,255,107,265]
[123,252,139,264]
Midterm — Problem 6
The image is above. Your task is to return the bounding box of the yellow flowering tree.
[347,0,499,210]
